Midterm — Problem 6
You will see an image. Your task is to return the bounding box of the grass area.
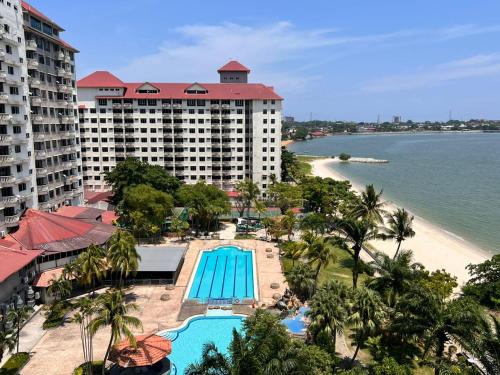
[282,246,371,288]
[73,361,104,375]
[296,155,327,176]
[0,352,30,375]
[235,233,256,239]
[42,301,73,329]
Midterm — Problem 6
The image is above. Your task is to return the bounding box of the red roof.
[102,211,118,225]
[226,191,240,198]
[0,245,42,283]
[84,190,113,204]
[77,72,282,100]
[21,1,63,30]
[109,334,172,368]
[9,209,116,253]
[55,206,104,221]
[78,71,125,88]
[218,61,251,73]
[32,267,67,287]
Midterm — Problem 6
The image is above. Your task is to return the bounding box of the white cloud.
[112,21,500,95]
[361,53,500,93]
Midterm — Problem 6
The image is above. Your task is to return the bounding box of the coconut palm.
[108,230,140,286]
[0,325,16,363]
[349,287,386,363]
[73,297,96,375]
[90,289,143,375]
[307,280,352,353]
[7,306,32,353]
[281,209,297,241]
[351,184,387,223]
[382,208,416,258]
[62,260,80,281]
[339,219,379,288]
[236,179,260,219]
[78,244,107,292]
[47,276,72,304]
[305,235,337,290]
[285,263,315,302]
[368,250,418,307]
[185,342,232,375]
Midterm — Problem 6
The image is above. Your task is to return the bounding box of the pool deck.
[21,240,286,375]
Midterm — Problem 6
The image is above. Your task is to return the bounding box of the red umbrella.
[109,334,172,368]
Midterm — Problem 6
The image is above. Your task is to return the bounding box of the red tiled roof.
[32,267,68,287]
[21,1,63,31]
[218,60,250,73]
[10,209,116,253]
[102,211,118,225]
[55,206,104,221]
[77,72,282,100]
[109,334,172,368]
[226,191,240,198]
[78,71,125,88]
[0,245,42,283]
[84,190,113,204]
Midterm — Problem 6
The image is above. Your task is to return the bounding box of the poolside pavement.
[21,239,287,375]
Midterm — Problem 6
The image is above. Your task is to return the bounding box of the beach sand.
[311,158,490,286]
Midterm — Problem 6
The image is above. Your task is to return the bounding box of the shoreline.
[310,158,490,286]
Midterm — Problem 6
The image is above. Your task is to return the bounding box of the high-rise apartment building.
[0,0,82,234]
[77,61,283,194]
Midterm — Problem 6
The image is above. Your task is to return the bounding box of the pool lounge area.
[186,245,258,303]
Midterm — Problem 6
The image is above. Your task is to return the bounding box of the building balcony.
[27,58,39,69]
[26,40,37,51]
[162,103,171,109]
[0,114,13,124]
[5,213,21,227]
[211,104,220,110]
[221,104,230,109]
[123,103,133,109]
[0,94,9,103]
[36,167,48,176]
[112,103,122,109]
[0,30,20,45]
[56,52,65,61]
[0,155,14,165]
[64,70,73,79]
[0,175,16,185]
[32,115,44,124]
[113,113,123,119]
[123,113,133,119]
[56,68,66,77]
[30,95,42,106]
[29,78,41,87]
[0,135,12,145]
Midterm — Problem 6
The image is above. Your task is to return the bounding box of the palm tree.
[62,260,80,281]
[382,208,416,258]
[349,287,386,363]
[285,262,315,302]
[339,219,379,288]
[7,306,32,353]
[108,230,140,286]
[185,342,231,375]
[307,280,351,354]
[282,241,304,267]
[90,289,143,375]
[368,250,418,307]
[254,199,266,220]
[78,244,107,293]
[47,277,72,304]
[351,184,386,223]
[73,297,96,375]
[236,179,260,219]
[305,235,337,290]
[281,209,297,241]
[0,325,16,363]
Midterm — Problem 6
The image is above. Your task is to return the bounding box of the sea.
[289,132,500,254]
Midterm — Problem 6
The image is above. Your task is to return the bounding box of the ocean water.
[289,133,500,254]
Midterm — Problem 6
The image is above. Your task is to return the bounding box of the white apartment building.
[77,61,283,194]
[0,0,82,234]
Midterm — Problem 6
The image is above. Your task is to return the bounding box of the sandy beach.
[310,158,490,286]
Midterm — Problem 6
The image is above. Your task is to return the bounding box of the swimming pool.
[282,306,309,335]
[160,315,244,374]
[187,246,256,302]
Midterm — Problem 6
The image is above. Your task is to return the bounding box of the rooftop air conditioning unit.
[0,230,6,238]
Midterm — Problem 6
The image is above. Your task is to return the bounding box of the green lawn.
[0,353,30,375]
[296,155,327,176]
[282,246,371,288]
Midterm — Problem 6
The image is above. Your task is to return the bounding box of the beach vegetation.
[281,148,303,181]
[462,254,500,309]
[339,153,351,161]
[351,184,387,224]
[267,181,302,214]
[108,230,140,286]
[381,209,416,259]
[292,126,309,140]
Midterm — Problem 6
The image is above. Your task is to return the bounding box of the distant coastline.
[309,158,490,286]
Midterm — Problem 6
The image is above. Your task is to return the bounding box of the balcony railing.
[0,30,20,45]
[0,155,14,164]
[26,40,37,50]
[0,135,12,144]
[0,176,15,184]
[27,59,39,69]
[32,115,44,124]
[30,95,42,105]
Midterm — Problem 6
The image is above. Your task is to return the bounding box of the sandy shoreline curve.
[310,158,490,286]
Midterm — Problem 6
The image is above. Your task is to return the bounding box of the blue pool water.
[160,316,244,374]
[282,307,309,335]
[188,246,254,301]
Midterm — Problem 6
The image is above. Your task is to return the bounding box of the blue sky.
[30,0,500,121]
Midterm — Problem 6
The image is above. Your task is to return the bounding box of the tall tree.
[340,219,379,288]
[463,254,500,309]
[282,209,297,241]
[7,306,32,353]
[47,277,72,304]
[267,182,302,214]
[108,230,140,286]
[73,297,96,375]
[78,244,107,292]
[305,235,337,290]
[349,287,386,363]
[177,182,231,236]
[285,262,315,302]
[235,179,260,219]
[90,289,143,375]
[185,342,231,375]
[0,323,15,364]
[351,184,387,224]
[382,209,416,258]
[281,148,302,182]
[307,280,351,354]
[104,158,181,204]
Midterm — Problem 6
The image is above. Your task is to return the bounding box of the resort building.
[77,61,283,194]
[0,0,83,235]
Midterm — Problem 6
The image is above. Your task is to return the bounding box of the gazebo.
[109,334,172,374]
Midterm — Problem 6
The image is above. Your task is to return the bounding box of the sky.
[29,0,500,122]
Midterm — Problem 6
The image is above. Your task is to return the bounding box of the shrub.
[42,301,73,329]
[234,233,256,240]
[72,361,104,375]
[0,352,30,375]
[339,153,351,161]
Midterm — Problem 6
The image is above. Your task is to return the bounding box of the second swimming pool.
[187,246,255,301]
